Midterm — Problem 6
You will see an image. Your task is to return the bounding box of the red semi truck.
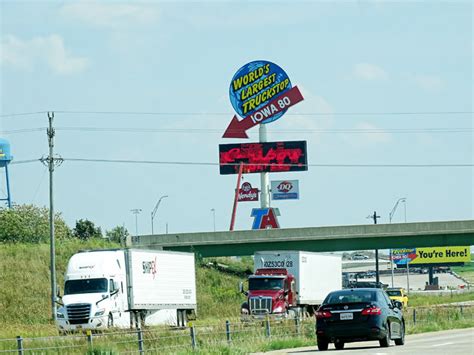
[240,251,342,319]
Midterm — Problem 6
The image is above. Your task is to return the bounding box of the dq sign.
[223,60,304,138]
[271,180,299,200]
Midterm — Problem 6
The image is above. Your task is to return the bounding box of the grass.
[452,261,474,284]
[1,243,474,354]
[0,240,246,336]
[408,290,474,307]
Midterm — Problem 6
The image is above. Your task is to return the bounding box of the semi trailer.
[56,249,196,332]
[240,251,342,319]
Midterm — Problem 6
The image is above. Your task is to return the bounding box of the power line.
[63,158,474,168]
[6,157,474,168]
[49,110,474,116]
[2,126,473,135]
[0,111,47,118]
[10,159,41,165]
[1,110,473,119]
[2,128,46,134]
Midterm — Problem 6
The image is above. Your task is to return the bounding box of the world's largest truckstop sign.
[223,60,304,138]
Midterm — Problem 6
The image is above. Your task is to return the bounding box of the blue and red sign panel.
[391,249,418,265]
[251,208,280,229]
[223,60,304,138]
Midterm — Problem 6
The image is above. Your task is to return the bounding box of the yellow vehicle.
[386,287,408,308]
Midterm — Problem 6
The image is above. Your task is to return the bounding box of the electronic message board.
[219,141,308,175]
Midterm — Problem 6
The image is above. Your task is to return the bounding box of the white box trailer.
[56,249,196,332]
[253,250,342,306]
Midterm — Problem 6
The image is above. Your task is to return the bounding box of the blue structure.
[0,138,12,208]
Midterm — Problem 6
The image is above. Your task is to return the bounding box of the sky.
[0,0,473,239]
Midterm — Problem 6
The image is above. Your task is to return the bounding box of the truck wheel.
[107,313,114,328]
[317,337,329,351]
[181,311,188,327]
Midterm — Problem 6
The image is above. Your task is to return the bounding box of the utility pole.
[367,211,381,287]
[40,112,63,322]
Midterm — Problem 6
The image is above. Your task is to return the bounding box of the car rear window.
[325,290,376,304]
[387,290,402,296]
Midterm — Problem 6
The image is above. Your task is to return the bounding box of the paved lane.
[254,328,474,354]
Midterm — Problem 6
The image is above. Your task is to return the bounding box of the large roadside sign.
[392,246,471,265]
[223,60,304,138]
[219,141,308,175]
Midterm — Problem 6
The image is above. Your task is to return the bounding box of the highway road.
[254,328,474,354]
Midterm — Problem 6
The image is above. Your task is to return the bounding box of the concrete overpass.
[127,220,474,257]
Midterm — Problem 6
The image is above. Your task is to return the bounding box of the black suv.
[315,288,405,350]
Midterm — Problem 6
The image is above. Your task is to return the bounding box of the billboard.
[219,140,308,175]
[223,60,304,138]
[238,182,259,202]
[271,180,299,200]
[392,246,471,265]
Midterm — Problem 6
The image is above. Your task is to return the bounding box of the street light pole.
[389,198,407,288]
[367,211,380,287]
[131,209,142,236]
[151,195,168,235]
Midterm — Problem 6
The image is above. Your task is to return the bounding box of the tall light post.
[151,195,168,235]
[367,211,381,287]
[211,208,216,232]
[389,198,407,224]
[389,198,407,288]
[130,209,142,236]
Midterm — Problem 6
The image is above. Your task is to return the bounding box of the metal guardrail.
[1,305,473,353]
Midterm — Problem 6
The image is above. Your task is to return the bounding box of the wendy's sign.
[223,60,304,138]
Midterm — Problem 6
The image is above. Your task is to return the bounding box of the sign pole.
[229,163,243,231]
[259,124,270,208]
[406,259,410,293]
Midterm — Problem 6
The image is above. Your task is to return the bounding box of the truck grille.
[249,297,272,315]
[66,303,91,324]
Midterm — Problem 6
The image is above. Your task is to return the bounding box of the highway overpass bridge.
[128,219,474,257]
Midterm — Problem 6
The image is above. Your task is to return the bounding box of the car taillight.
[362,307,382,315]
[316,310,332,319]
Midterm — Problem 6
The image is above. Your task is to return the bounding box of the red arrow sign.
[223,86,304,139]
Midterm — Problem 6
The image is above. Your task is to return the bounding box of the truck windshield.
[249,277,284,290]
[65,278,108,295]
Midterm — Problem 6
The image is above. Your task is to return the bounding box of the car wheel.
[107,313,114,328]
[317,337,329,351]
[379,324,390,347]
[395,322,405,346]
[334,339,345,350]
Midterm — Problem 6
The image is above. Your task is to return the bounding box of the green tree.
[0,204,71,243]
[73,219,102,240]
[105,225,129,245]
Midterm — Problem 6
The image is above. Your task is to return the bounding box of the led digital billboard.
[219,141,308,175]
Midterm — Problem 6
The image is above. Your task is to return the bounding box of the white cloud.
[355,122,391,143]
[0,34,89,75]
[60,1,159,28]
[353,63,388,81]
[414,75,443,91]
[272,86,334,141]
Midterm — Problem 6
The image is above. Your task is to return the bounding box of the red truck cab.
[240,268,297,318]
